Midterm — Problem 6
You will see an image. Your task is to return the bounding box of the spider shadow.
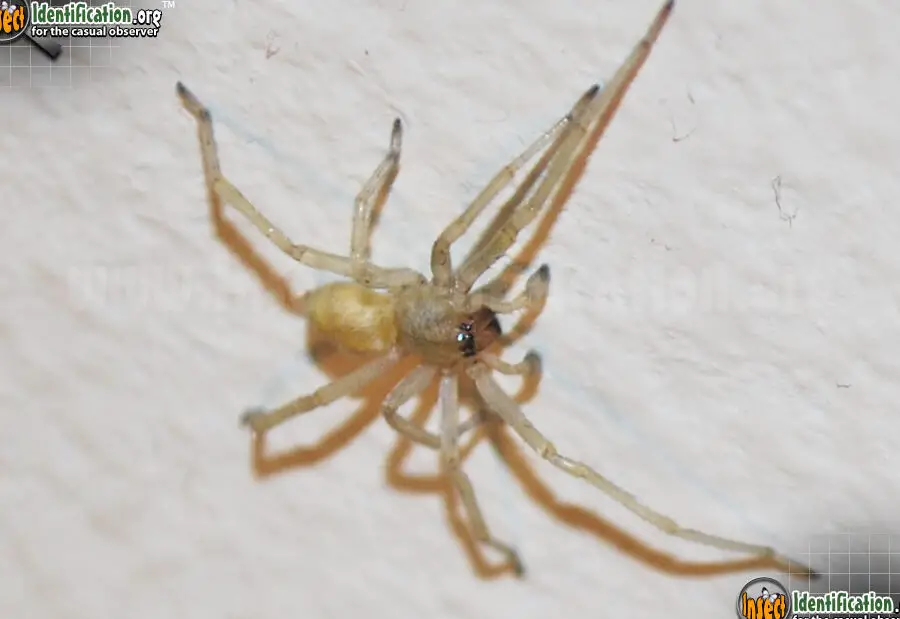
[385,371,782,580]
[199,108,786,581]
[425,103,790,579]
[209,196,772,579]
[248,329,414,477]
[201,150,406,473]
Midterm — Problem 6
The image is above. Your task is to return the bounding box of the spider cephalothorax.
[389,282,516,367]
[176,0,815,580]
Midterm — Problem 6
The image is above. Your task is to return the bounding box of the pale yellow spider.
[177,0,815,578]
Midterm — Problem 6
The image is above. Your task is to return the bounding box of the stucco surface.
[4,1,900,617]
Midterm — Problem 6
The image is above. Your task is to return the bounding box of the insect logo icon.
[0,0,29,44]
[737,577,792,619]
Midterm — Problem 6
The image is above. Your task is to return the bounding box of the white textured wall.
[5,1,900,617]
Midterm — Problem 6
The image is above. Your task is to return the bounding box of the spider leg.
[241,352,400,433]
[429,87,598,288]
[452,91,596,292]
[440,373,524,576]
[352,118,403,274]
[381,365,442,448]
[382,365,484,447]
[481,349,542,378]
[458,86,597,290]
[176,82,425,290]
[454,0,675,292]
[467,362,818,577]
[464,263,549,314]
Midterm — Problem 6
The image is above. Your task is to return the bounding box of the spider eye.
[456,323,477,358]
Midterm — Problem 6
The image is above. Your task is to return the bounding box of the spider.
[177,0,814,578]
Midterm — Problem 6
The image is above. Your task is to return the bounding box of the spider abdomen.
[305,282,397,353]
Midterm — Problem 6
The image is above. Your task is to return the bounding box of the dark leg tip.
[512,557,526,578]
[239,407,268,432]
[524,351,542,375]
[389,118,403,153]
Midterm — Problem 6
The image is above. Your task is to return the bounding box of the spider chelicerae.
[177,0,816,578]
